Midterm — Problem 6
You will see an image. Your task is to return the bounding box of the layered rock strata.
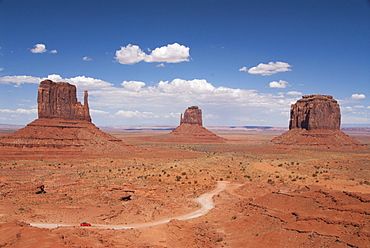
[271,95,365,149]
[0,80,128,153]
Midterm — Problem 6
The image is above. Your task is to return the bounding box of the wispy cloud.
[0,74,112,89]
[115,43,190,65]
[0,108,37,114]
[240,61,292,76]
[83,56,92,61]
[115,110,159,118]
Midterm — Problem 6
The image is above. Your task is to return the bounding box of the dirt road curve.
[30,181,230,230]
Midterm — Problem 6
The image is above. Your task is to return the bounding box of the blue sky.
[0,0,369,127]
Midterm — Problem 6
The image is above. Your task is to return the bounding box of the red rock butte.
[271,94,365,149]
[0,80,129,156]
[168,106,225,143]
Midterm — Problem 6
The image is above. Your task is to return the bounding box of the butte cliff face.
[289,95,340,130]
[271,95,364,149]
[38,80,91,121]
[180,106,203,125]
[0,80,129,157]
[167,106,224,143]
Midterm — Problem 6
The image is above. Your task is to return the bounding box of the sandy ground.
[0,129,370,247]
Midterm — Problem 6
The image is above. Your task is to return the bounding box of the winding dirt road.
[30,181,230,229]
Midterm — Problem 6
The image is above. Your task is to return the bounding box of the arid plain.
[1,127,369,248]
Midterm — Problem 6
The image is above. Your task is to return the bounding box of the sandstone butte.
[271,94,365,149]
[0,80,129,154]
[168,106,225,143]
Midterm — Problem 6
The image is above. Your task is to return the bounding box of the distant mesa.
[271,94,365,149]
[168,106,225,143]
[0,80,129,155]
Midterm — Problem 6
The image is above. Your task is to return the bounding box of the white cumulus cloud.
[121,81,146,92]
[30,44,47,53]
[145,43,190,63]
[115,43,190,65]
[239,66,248,72]
[83,56,92,61]
[246,61,292,76]
[351,93,366,100]
[269,80,289,88]
[30,44,57,54]
[115,44,149,65]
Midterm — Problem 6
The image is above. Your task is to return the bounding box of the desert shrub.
[175,175,182,181]
[312,174,317,177]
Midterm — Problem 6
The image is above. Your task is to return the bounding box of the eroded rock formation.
[0,80,130,155]
[271,95,365,149]
[168,106,225,143]
[180,106,202,125]
[289,95,340,130]
[38,80,91,121]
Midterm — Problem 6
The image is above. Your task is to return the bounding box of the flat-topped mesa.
[271,94,365,149]
[38,80,91,122]
[289,94,340,130]
[180,106,202,126]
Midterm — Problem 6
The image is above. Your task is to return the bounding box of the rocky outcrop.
[0,80,130,155]
[289,95,340,130]
[271,95,365,149]
[38,80,91,121]
[167,106,225,143]
[180,106,202,125]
